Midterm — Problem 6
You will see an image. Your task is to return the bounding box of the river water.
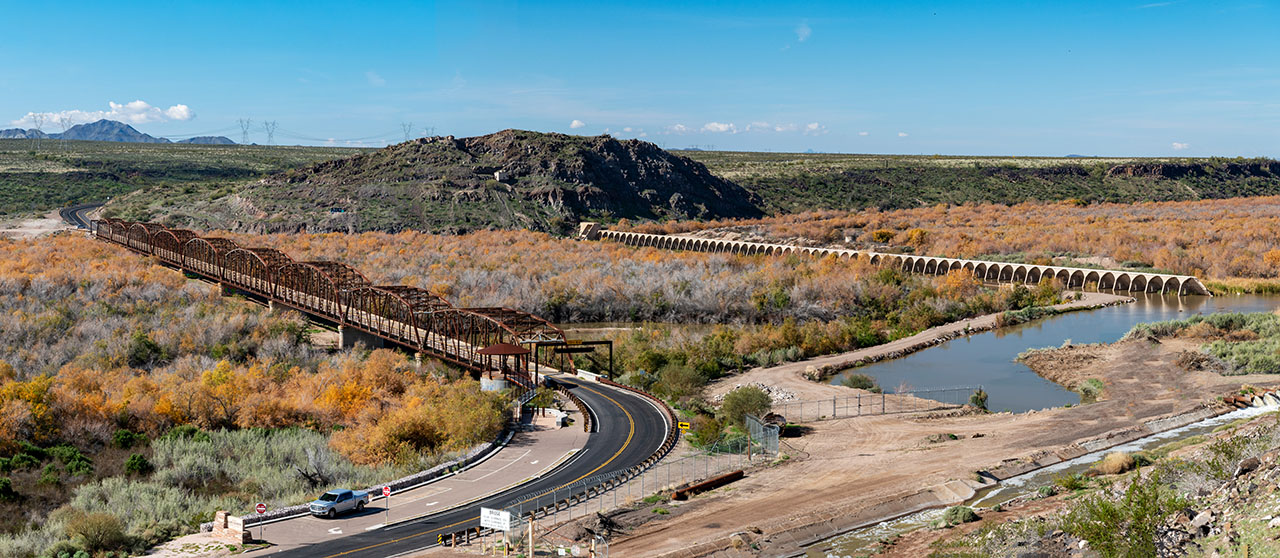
[806,293,1280,557]
[829,293,1280,413]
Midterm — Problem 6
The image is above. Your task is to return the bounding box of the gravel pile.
[714,382,797,404]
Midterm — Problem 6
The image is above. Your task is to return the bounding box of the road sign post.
[382,486,391,524]
[480,507,512,531]
[255,503,267,541]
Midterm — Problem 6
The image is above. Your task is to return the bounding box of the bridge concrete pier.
[339,325,387,349]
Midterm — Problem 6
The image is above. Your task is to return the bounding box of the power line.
[238,118,253,144]
[262,120,278,145]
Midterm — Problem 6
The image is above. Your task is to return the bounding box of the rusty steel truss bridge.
[92,218,572,381]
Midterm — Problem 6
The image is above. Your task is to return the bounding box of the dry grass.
[1093,452,1137,475]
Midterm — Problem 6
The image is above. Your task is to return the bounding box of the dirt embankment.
[0,210,74,238]
[608,326,1280,558]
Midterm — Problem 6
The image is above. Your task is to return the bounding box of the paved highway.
[58,202,104,229]
[259,376,670,558]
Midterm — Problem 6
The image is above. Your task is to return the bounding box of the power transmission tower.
[401,122,413,142]
[30,113,45,151]
[57,116,74,150]
[238,118,253,145]
[262,121,277,145]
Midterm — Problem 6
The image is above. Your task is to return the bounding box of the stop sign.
[255,502,267,514]
[382,486,391,497]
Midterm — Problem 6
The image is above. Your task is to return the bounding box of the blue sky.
[2,1,1276,156]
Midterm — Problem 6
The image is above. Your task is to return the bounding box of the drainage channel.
[806,403,1280,558]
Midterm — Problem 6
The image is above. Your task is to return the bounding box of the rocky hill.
[175,130,763,234]
[56,120,171,143]
[0,120,236,145]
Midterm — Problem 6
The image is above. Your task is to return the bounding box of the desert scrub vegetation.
[621,194,1280,282]
[1125,312,1280,374]
[0,236,508,555]
[0,139,362,218]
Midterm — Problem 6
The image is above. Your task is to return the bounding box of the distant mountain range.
[0,119,234,145]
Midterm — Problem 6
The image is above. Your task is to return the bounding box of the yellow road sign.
[678,422,691,430]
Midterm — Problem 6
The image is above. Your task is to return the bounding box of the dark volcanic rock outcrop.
[238,129,763,233]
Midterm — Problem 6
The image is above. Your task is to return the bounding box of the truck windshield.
[319,492,340,502]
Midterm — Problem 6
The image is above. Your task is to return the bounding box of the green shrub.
[1078,378,1105,403]
[1054,473,1087,492]
[38,464,60,485]
[9,453,40,471]
[969,388,988,410]
[158,424,210,443]
[942,506,978,526]
[126,330,168,368]
[48,446,93,476]
[0,477,19,502]
[1063,471,1187,558]
[841,373,877,390]
[124,454,153,476]
[111,429,149,450]
[18,442,47,461]
[720,386,772,429]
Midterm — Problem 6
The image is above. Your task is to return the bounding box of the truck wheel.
[356,501,365,512]
[327,509,336,519]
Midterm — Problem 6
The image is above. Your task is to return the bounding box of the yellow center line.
[319,380,637,558]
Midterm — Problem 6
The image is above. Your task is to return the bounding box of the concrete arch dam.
[591,228,1210,296]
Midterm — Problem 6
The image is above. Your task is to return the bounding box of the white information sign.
[480,507,512,531]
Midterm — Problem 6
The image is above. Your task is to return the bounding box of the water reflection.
[830,294,1280,413]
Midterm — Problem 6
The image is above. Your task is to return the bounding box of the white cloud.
[366,71,386,87]
[747,121,771,132]
[898,132,909,137]
[803,122,829,136]
[701,121,737,133]
[774,123,798,132]
[570,119,586,129]
[665,124,691,134]
[858,131,870,136]
[795,22,812,42]
[11,100,195,127]
[638,132,648,137]
[622,127,633,132]
[1171,142,1190,150]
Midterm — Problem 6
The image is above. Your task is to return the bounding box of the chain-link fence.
[745,413,780,455]
[770,386,979,423]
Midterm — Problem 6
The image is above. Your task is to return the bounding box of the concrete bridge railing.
[589,227,1210,296]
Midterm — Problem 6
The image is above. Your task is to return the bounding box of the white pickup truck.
[308,489,370,518]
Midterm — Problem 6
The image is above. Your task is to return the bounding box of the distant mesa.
[0,119,236,145]
[176,136,236,145]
